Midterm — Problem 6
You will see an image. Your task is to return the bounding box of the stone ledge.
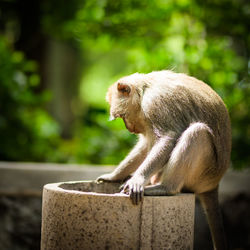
[0,161,249,198]
[0,161,113,196]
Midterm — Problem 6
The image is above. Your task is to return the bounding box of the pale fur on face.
[106,72,146,120]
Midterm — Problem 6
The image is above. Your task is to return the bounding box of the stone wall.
[0,195,42,250]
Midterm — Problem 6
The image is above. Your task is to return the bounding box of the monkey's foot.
[144,184,175,196]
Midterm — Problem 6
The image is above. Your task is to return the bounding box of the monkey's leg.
[198,188,227,250]
[96,135,148,182]
[145,122,216,196]
[150,170,163,185]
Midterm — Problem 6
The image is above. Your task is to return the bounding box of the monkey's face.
[106,82,132,120]
[106,81,145,134]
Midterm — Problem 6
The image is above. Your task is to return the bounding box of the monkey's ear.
[117,83,131,96]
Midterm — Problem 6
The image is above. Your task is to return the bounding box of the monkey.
[97,70,231,250]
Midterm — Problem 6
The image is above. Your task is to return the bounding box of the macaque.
[97,70,231,250]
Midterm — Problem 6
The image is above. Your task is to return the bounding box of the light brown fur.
[97,70,231,250]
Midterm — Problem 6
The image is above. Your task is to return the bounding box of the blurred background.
[0,0,249,168]
[0,0,250,250]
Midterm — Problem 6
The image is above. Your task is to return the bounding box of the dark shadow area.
[0,196,41,250]
[195,194,250,250]
[59,181,121,194]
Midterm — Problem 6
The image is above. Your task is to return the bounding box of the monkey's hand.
[120,175,145,205]
[96,172,133,183]
[96,173,119,183]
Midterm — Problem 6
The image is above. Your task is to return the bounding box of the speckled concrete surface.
[41,181,195,250]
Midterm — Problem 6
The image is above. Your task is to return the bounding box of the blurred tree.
[0,37,61,161]
[0,0,249,167]
[0,0,83,137]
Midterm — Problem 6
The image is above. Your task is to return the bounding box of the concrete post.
[41,181,195,250]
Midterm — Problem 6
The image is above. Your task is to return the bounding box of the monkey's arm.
[121,135,176,204]
[96,135,148,182]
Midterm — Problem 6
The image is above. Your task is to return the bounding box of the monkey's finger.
[130,186,135,205]
[133,185,138,205]
[136,185,144,205]
[119,183,125,192]
[120,188,126,194]
[95,178,105,183]
[130,185,137,205]
[121,184,129,194]
[139,186,144,202]
[135,184,141,205]
[129,186,133,201]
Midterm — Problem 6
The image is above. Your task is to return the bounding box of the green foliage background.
[0,0,249,168]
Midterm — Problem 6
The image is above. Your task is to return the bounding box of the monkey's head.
[106,73,147,134]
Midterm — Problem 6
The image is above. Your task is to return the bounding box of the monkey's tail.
[198,187,227,250]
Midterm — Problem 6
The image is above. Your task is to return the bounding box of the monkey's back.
[141,71,231,173]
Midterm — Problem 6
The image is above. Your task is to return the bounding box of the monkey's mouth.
[109,113,138,133]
